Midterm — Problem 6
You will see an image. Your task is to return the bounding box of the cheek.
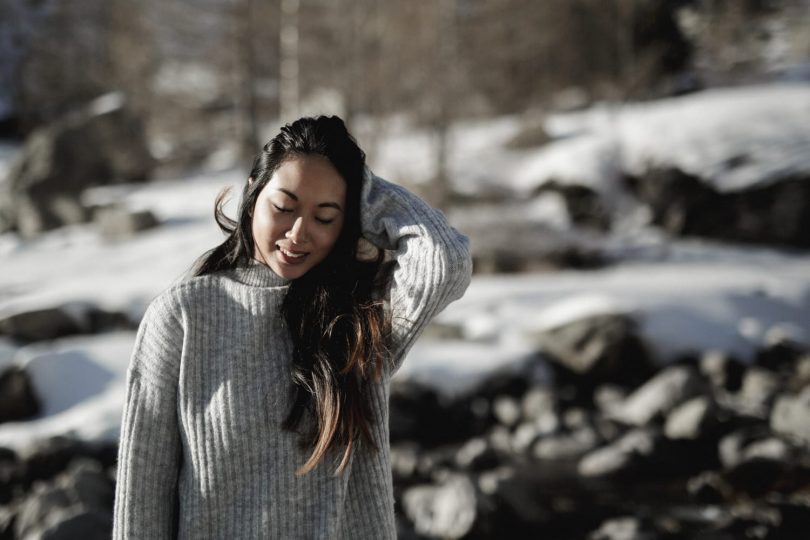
[316,226,343,251]
[252,214,283,243]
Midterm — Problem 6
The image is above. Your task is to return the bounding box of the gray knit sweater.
[112,171,472,539]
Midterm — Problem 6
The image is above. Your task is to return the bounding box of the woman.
[112,116,472,538]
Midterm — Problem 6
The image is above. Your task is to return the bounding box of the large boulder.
[531,313,655,390]
[1,92,154,237]
[627,167,810,249]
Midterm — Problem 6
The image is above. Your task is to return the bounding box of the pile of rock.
[0,437,117,539]
[1,314,808,538]
[391,328,810,538]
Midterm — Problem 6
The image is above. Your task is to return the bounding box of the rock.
[791,354,810,392]
[770,387,810,448]
[455,437,502,472]
[0,504,16,539]
[533,182,611,231]
[475,465,515,496]
[610,366,707,426]
[530,314,655,388]
[486,426,513,455]
[57,459,113,512]
[756,339,804,373]
[686,471,732,504]
[593,385,627,416]
[742,437,793,463]
[627,167,810,249]
[577,428,657,478]
[0,447,20,504]
[712,503,781,539]
[722,457,790,498]
[14,458,113,539]
[492,395,521,428]
[588,515,657,540]
[521,385,556,421]
[402,474,477,539]
[391,443,420,480]
[533,426,600,461]
[700,350,744,392]
[0,366,40,423]
[0,93,153,237]
[38,509,112,540]
[664,396,722,440]
[20,437,98,485]
[94,206,158,241]
[511,422,542,454]
[0,308,82,342]
[389,380,477,447]
[563,407,589,430]
[734,367,781,418]
[717,427,772,469]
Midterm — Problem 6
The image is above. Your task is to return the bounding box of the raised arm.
[360,170,472,374]
[113,293,184,539]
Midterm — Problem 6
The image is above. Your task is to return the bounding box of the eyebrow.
[274,188,343,211]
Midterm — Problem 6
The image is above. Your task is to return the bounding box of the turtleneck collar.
[227,258,292,288]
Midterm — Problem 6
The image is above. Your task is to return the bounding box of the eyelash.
[273,204,335,225]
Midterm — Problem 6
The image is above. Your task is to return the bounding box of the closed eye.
[272,204,292,213]
[316,217,335,225]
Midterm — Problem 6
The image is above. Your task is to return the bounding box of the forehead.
[267,156,346,201]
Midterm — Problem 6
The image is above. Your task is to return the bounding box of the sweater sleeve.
[360,170,472,375]
[113,293,184,539]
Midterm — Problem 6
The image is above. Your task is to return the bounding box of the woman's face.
[251,155,346,280]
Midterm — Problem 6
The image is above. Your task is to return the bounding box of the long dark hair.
[192,116,390,476]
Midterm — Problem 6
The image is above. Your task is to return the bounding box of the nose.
[287,216,309,244]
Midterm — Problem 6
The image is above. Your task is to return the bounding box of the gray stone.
[391,443,419,480]
[529,313,653,385]
[735,367,781,418]
[0,365,40,423]
[770,387,810,448]
[521,385,555,421]
[94,206,159,241]
[0,307,82,342]
[402,474,477,539]
[664,396,719,440]
[511,422,542,454]
[594,384,627,416]
[455,437,501,471]
[39,509,111,540]
[718,428,771,469]
[533,426,600,461]
[578,428,657,478]
[610,366,707,426]
[492,395,521,427]
[588,516,657,540]
[686,470,732,504]
[700,349,743,392]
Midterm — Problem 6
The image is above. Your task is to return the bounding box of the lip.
[276,244,309,265]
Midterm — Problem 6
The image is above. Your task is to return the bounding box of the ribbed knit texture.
[112,170,472,539]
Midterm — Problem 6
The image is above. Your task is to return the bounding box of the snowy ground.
[1,83,808,452]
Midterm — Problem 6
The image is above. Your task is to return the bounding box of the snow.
[1,83,809,452]
[370,83,810,200]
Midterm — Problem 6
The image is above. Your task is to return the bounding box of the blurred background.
[1,0,810,538]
